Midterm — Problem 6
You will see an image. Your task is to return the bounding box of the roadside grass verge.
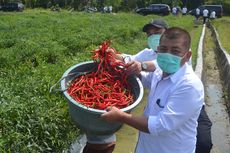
[0,10,202,152]
[212,16,230,54]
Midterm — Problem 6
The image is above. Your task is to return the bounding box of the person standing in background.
[103,6,108,13]
[172,6,177,16]
[182,6,187,15]
[202,8,209,24]
[109,6,112,13]
[195,8,200,21]
[210,10,216,20]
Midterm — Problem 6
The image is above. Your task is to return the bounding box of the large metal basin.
[61,61,144,135]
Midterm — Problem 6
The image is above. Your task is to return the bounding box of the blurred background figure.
[182,6,187,15]
[172,6,177,16]
[202,8,209,24]
[210,10,216,20]
[109,6,112,13]
[103,6,108,13]
[195,8,200,21]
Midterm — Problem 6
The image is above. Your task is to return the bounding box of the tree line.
[0,0,226,12]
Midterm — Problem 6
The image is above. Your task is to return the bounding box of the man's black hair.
[160,27,191,50]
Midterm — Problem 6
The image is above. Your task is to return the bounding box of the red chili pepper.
[67,41,134,110]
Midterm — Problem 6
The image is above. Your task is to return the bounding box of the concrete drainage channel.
[202,24,230,153]
[68,24,230,153]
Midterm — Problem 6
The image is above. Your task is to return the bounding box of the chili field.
[0,9,202,152]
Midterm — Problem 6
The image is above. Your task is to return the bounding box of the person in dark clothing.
[195,106,213,153]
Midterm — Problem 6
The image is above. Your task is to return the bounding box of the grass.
[212,16,230,53]
[0,9,202,152]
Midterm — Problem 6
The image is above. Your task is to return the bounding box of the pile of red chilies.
[67,41,134,110]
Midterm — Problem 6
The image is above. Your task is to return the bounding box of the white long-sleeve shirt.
[210,11,216,19]
[182,7,187,14]
[196,8,200,15]
[135,63,204,153]
[122,48,157,63]
[203,9,209,17]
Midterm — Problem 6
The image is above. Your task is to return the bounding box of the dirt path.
[203,26,230,153]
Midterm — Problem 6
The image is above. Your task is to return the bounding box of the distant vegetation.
[213,16,230,53]
[1,0,229,15]
[0,9,202,152]
[0,0,214,12]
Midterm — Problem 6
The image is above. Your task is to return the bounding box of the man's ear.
[160,28,166,34]
[181,51,192,66]
[187,50,192,61]
[187,51,192,61]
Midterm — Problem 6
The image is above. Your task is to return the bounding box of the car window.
[150,5,157,9]
[150,6,154,10]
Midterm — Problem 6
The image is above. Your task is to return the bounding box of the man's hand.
[101,106,149,133]
[106,47,123,61]
[125,61,156,75]
[101,107,126,122]
[125,61,142,75]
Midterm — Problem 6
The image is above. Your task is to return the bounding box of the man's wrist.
[121,111,131,123]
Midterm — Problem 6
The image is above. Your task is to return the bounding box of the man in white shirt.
[195,8,200,21]
[102,27,204,153]
[82,19,167,153]
[109,6,112,13]
[137,25,211,152]
[203,8,209,24]
[107,19,212,153]
[127,19,168,62]
[103,6,108,13]
[210,11,216,20]
[182,6,187,15]
[172,6,177,16]
[112,19,168,66]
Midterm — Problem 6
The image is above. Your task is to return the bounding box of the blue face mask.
[157,53,183,74]
[147,34,161,51]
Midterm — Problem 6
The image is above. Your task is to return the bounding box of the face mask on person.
[147,34,161,51]
[157,52,187,74]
